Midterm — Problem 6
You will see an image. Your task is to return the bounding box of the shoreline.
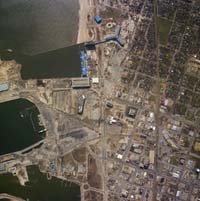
[77,0,93,44]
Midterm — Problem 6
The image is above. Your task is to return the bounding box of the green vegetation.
[196,109,200,117]
[191,139,200,155]
[192,93,200,108]
[182,136,190,147]
[158,17,172,45]
[195,157,200,169]
[72,147,86,163]
[170,156,179,166]
[185,109,195,122]
[167,9,176,20]
[149,95,156,102]
[100,7,122,21]
[174,103,187,116]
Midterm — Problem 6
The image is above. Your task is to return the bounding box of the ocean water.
[19,44,84,79]
[0,0,79,55]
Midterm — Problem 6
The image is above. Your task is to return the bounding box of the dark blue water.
[0,0,83,79]
[0,98,45,155]
[0,2,81,199]
[19,44,83,79]
[0,0,79,55]
[0,165,80,201]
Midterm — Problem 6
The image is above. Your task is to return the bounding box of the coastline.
[77,0,92,44]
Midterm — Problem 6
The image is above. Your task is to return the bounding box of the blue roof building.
[94,15,102,24]
[104,25,125,47]
[116,38,125,47]
[80,51,88,77]
[115,25,121,36]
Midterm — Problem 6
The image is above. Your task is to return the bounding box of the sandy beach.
[77,0,93,44]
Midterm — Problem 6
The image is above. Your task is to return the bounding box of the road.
[152,0,161,200]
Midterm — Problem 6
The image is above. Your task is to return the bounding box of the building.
[80,51,88,77]
[84,42,96,50]
[149,150,155,164]
[94,15,102,24]
[92,77,99,84]
[115,25,122,36]
[78,95,86,115]
[163,131,178,149]
[0,163,6,173]
[194,141,200,152]
[116,153,123,159]
[72,78,90,88]
[126,107,137,118]
[116,38,125,47]
[0,83,9,92]
[105,25,125,47]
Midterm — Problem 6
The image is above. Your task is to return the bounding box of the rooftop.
[0,83,9,92]
[94,15,102,24]
[71,78,90,88]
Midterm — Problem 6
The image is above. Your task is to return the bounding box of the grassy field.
[158,17,172,45]
[167,8,176,20]
[100,6,122,21]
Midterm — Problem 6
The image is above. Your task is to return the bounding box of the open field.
[158,17,172,45]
